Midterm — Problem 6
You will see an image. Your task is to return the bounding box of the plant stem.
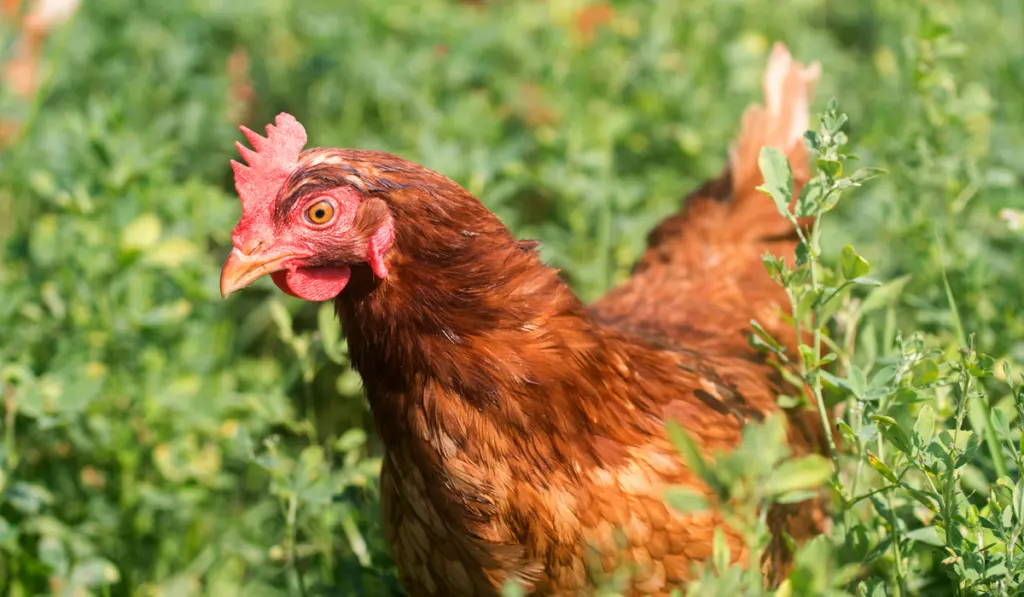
[2,382,16,473]
[785,201,840,460]
[945,369,973,550]
[808,214,841,474]
[876,421,909,596]
[287,492,309,597]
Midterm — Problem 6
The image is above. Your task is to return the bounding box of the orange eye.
[306,200,335,225]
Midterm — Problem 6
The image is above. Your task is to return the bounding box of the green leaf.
[836,421,857,443]
[871,415,914,455]
[915,404,937,445]
[840,244,871,280]
[992,478,1014,510]
[267,300,294,342]
[893,388,924,404]
[855,425,879,445]
[146,238,200,269]
[38,535,69,577]
[845,524,870,561]
[820,370,851,392]
[765,454,834,497]
[798,344,817,368]
[776,489,820,504]
[850,167,886,184]
[776,394,803,408]
[967,353,995,378]
[795,241,810,268]
[749,319,784,354]
[335,428,367,453]
[336,368,363,396]
[851,366,868,399]
[866,451,899,483]
[852,277,883,286]
[950,429,977,454]
[905,526,944,547]
[860,276,909,313]
[795,287,817,321]
[757,146,795,220]
[871,414,897,426]
[991,408,1011,440]
[859,578,889,597]
[120,213,162,251]
[665,421,714,487]
[821,188,844,212]
[823,99,846,133]
[846,365,869,400]
[6,481,53,515]
[0,516,13,548]
[803,129,820,150]
[712,527,730,574]
[1013,476,1024,521]
[663,486,709,513]
[794,183,822,217]
[912,359,941,386]
[501,580,526,597]
[903,486,940,512]
[318,302,344,363]
[70,558,121,587]
[762,252,785,282]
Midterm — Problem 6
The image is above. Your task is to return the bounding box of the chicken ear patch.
[366,216,395,280]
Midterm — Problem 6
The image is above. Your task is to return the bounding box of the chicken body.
[219,45,830,597]
[341,45,827,596]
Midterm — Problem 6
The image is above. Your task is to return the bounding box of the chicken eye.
[306,200,335,225]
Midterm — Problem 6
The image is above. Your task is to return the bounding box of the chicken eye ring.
[305,199,335,225]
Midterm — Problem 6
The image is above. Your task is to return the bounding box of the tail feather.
[727,42,820,238]
[592,42,821,344]
[628,42,819,275]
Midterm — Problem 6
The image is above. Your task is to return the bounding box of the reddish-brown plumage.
[221,44,830,596]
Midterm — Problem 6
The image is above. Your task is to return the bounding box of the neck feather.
[334,187,663,467]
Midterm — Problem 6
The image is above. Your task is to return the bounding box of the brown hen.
[219,43,830,596]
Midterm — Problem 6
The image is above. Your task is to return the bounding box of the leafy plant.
[744,86,1024,597]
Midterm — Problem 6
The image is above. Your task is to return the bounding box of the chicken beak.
[219,247,294,299]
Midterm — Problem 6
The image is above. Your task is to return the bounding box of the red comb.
[231,112,308,211]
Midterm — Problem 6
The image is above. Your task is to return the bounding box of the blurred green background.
[1,0,1023,595]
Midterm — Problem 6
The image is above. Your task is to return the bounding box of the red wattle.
[271,266,351,302]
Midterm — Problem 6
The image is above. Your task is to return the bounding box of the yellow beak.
[219,247,295,299]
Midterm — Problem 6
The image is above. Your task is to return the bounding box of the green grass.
[1,0,1023,595]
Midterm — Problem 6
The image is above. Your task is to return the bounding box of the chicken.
[219,43,830,596]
